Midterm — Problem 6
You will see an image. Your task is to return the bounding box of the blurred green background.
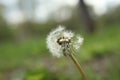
[0,0,120,80]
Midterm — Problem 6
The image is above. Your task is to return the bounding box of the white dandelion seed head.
[46,25,84,57]
[73,35,84,50]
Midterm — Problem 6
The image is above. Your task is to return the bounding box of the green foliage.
[78,25,120,61]
[0,37,47,69]
[106,55,120,80]
[25,68,58,80]
[0,16,14,41]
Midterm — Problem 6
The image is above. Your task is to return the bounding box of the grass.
[79,25,120,61]
[0,37,47,69]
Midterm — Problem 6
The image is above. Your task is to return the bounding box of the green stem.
[69,53,87,80]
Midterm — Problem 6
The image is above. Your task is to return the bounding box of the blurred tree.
[14,0,38,42]
[18,0,36,21]
[0,4,14,41]
[79,0,95,33]
[102,6,120,26]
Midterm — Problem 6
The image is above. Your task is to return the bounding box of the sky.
[85,0,120,15]
[0,0,120,24]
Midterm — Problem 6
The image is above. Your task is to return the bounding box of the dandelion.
[46,25,87,80]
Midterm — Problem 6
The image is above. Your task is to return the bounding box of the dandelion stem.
[68,53,87,80]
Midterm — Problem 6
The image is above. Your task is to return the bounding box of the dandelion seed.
[46,25,83,57]
[73,36,84,50]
